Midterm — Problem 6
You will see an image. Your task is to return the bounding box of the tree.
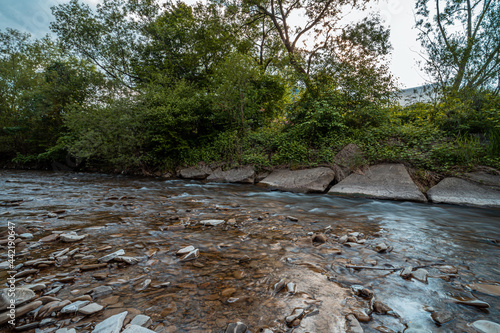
[416,0,500,94]
[235,0,392,92]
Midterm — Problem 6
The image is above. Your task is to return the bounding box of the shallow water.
[1,170,499,332]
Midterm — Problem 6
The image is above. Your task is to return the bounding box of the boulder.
[333,143,364,183]
[179,165,212,179]
[259,167,335,193]
[328,164,427,202]
[427,177,500,208]
[206,166,255,183]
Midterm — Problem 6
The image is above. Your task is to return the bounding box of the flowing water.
[0,170,499,332]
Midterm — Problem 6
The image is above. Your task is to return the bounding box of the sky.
[0,0,428,88]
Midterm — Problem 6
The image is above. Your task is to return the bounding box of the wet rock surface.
[0,170,499,332]
[427,177,500,208]
[258,167,335,193]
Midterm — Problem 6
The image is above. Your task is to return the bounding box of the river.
[1,170,499,332]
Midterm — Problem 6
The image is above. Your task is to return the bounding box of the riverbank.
[1,170,500,332]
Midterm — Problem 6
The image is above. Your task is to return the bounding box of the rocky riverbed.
[0,170,499,332]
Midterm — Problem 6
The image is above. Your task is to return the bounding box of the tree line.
[1,0,499,174]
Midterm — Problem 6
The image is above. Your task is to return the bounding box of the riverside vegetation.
[0,0,500,179]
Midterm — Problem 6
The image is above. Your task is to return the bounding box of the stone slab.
[328,164,427,202]
[259,167,335,193]
[206,166,255,184]
[427,177,500,208]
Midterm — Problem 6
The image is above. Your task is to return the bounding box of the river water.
[1,170,499,332]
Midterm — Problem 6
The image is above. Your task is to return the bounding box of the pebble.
[60,300,90,313]
[225,322,248,333]
[179,248,199,262]
[122,325,156,333]
[372,301,393,314]
[312,233,327,243]
[453,298,490,308]
[60,232,86,243]
[471,320,500,333]
[0,300,43,325]
[400,266,412,279]
[130,314,152,327]
[287,216,299,222]
[91,286,113,299]
[98,249,126,263]
[0,288,36,308]
[411,268,429,283]
[115,256,139,265]
[430,310,454,325]
[19,233,34,239]
[346,314,364,333]
[79,302,104,315]
[285,308,304,326]
[374,243,388,253]
[200,219,225,226]
[221,288,236,297]
[176,246,195,255]
[352,309,370,322]
[351,285,373,299]
[91,311,128,333]
[40,234,60,242]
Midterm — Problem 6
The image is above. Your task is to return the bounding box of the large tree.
[416,0,500,94]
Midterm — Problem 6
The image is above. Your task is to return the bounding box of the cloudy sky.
[0,0,428,88]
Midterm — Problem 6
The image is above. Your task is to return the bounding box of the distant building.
[397,84,440,106]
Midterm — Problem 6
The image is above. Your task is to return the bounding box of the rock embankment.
[175,144,500,208]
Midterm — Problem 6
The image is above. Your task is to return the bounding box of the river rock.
[79,302,104,315]
[346,314,364,333]
[427,177,500,208]
[55,329,76,333]
[374,242,388,253]
[472,320,500,333]
[312,233,327,243]
[467,283,500,297]
[23,283,46,291]
[200,219,225,226]
[285,308,304,325]
[329,164,427,202]
[122,325,156,333]
[372,301,393,314]
[60,300,90,313]
[55,329,77,333]
[98,249,125,263]
[60,232,86,243]
[411,269,428,283]
[92,311,128,333]
[351,285,373,299]
[333,143,364,183]
[0,288,36,308]
[0,300,42,325]
[453,298,490,308]
[259,167,335,193]
[206,166,255,184]
[91,286,113,299]
[430,310,454,325]
[130,314,152,327]
[0,261,10,270]
[225,322,248,333]
[400,266,413,279]
[179,165,212,179]
[352,309,370,322]
[40,234,60,242]
[179,248,199,261]
[115,256,139,265]
[176,246,196,255]
[19,233,33,239]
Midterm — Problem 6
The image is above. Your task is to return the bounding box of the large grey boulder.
[427,177,500,208]
[206,166,255,183]
[465,171,500,188]
[333,143,364,183]
[328,164,427,202]
[179,165,212,179]
[259,167,335,193]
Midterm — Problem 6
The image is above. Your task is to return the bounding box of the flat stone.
[0,261,10,270]
[176,246,195,255]
[40,234,60,242]
[427,177,500,208]
[98,250,125,263]
[60,232,86,243]
[179,165,212,179]
[19,233,33,239]
[0,300,42,325]
[200,219,225,226]
[259,167,335,193]
[431,310,454,325]
[79,302,104,315]
[329,164,427,202]
[23,283,46,291]
[467,283,500,297]
[179,249,199,262]
[91,311,128,333]
[0,288,36,308]
[130,314,152,327]
[122,325,156,333]
[472,320,500,333]
[115,256,138,265]
[60,300,90,313]
[55,329,77,333]
[465,171,500,187]
[206,166,255,184]
[91,286,113,299]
